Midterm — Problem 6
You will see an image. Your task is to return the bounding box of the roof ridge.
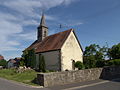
[47,29,73,38]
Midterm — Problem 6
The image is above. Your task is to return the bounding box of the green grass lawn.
[0,69,39,86]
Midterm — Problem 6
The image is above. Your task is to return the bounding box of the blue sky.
[0,0,120,60]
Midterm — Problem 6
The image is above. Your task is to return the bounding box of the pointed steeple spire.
[40,13,47,27]
[37,12,48,41]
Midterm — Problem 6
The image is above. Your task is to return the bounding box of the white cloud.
[18,32,37,41]
[0,12,18,21]
[0,20,22,34]
[63,0,76,5]
[0,0,78,59]
[22,20,39,26]
[2,0,77,17]
[68,22,83,26]
[7,41,20,46]
[0,12,23,53]
[46,15,57,21]
[21,15,56,26]
[0,47,21,52]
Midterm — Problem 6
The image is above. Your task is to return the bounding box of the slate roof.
[25,29,83,53]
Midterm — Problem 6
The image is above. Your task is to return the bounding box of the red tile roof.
[26,29,73,53]
[0,55,4,60]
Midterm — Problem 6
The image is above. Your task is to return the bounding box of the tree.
[39,55,46,72]
[19,59,25,67]
[29,49,36,68]
[22,49,36,68]
[105,59,120,66]
[83,44,106,68]
[107,43,120,59]
[0,59,7,67]
[84,55,96,68]
[75,61,84,70]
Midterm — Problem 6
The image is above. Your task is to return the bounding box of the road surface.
[0,78,120,90]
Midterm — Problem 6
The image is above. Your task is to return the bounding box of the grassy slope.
[0,69,39,86]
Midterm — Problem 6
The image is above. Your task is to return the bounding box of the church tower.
[37,13,48,41]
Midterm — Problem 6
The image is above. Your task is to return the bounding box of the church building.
[25,14,83,71]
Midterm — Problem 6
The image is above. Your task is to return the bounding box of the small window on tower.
[44,31,46,37]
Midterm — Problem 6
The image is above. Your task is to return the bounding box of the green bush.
[0,60,7,67]
[107,43,120,59]
[39,55,46,72]
[114,59,120,66]
[106,59,120,66]
[22,49,36,68]
[19,60,25,67]
[75,61,84,70]
[96,60,105,67]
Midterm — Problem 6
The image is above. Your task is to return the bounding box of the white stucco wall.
[36,51,60,71]
[61,31,83,71]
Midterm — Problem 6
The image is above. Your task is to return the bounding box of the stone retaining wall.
[37,66,120,87]
[100,66,120,79]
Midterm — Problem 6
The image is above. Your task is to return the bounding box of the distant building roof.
[0,55,4,60]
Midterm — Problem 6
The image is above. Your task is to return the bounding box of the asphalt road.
[0,78,48,90]
[50,78,120,90]
[0,78,120,90]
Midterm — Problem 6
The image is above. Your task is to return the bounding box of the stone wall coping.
[37,67,103,75]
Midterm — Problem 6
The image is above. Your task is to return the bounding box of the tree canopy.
[0,59,7,67]
[22,49,36,68]
[107,43,120,59]
[83,44,107,68]
[83,43,120,68]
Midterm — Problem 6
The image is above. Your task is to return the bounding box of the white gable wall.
[61,31,83,71]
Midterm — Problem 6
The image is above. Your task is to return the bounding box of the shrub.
[75,61,84,70]
[114,59,120,65]
[39,55,46,72]
[96,60,105,67]
[19,60,25,67]
[0,60,7,67]
[83,55,96,69]
[22,49,36,68]
[106,59,120,66]
[107,43,120,59]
